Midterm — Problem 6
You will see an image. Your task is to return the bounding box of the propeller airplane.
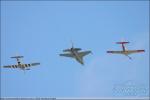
[2,55,40,71]
[107,41,145,59]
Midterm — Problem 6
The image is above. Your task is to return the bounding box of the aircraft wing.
[3,63,40,69]
[125,50,145,55]
[30,63,40,66]
[107,51,123,54]
[22,63,40,68]
[107,50,145,55]
[59,53,74,58]
[78,51,91,57]
[3,64,18,68]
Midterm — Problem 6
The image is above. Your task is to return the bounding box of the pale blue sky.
[1,1,149,98]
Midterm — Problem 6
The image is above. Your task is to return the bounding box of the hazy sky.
[1,1,149,98]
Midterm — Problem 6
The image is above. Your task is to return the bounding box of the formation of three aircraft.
[2,41,145,71]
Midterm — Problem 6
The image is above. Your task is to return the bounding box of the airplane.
[2,55,40,70]
[107,41,145,59]
[59,43,92,65]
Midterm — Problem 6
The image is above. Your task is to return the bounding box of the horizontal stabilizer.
[74,48,82,51]
[63,49,71,52]
[116,42,129,44]
[11,56,24,59]
[63,48,81,52]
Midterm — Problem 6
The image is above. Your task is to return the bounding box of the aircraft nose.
[81,62,84,65]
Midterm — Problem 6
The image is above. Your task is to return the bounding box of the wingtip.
[90,51,93,54]
[107,51,113,53]
[59,54,63,56]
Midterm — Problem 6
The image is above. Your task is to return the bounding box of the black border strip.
[0,0,150,1]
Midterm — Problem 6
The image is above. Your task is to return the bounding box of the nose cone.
[75,57,84,65]
[76,59,84,65]
[80,61,84,65]
[80,62,84,65]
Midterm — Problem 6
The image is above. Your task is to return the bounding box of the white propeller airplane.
[107,41,145,59]
[2,55,40,70]
[59,43,92,65]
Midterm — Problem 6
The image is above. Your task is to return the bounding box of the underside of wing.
[3,64,18,68]
[3,63,40,69]
[23,63,40,68]
[107,50,145,55]
[59,53,74,58]
[107,51,123,54]
[78,51,91,57]
[125,50,145,55]
[31,63,40,66]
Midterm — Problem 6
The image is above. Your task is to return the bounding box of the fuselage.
[107,42,145,59]
[121,50,132,55]
[70,48,84,65]
[16,58,31,70]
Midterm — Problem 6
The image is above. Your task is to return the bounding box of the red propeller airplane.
[107,41,145,59]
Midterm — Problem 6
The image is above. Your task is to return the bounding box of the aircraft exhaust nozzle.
[116,42,129,44]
